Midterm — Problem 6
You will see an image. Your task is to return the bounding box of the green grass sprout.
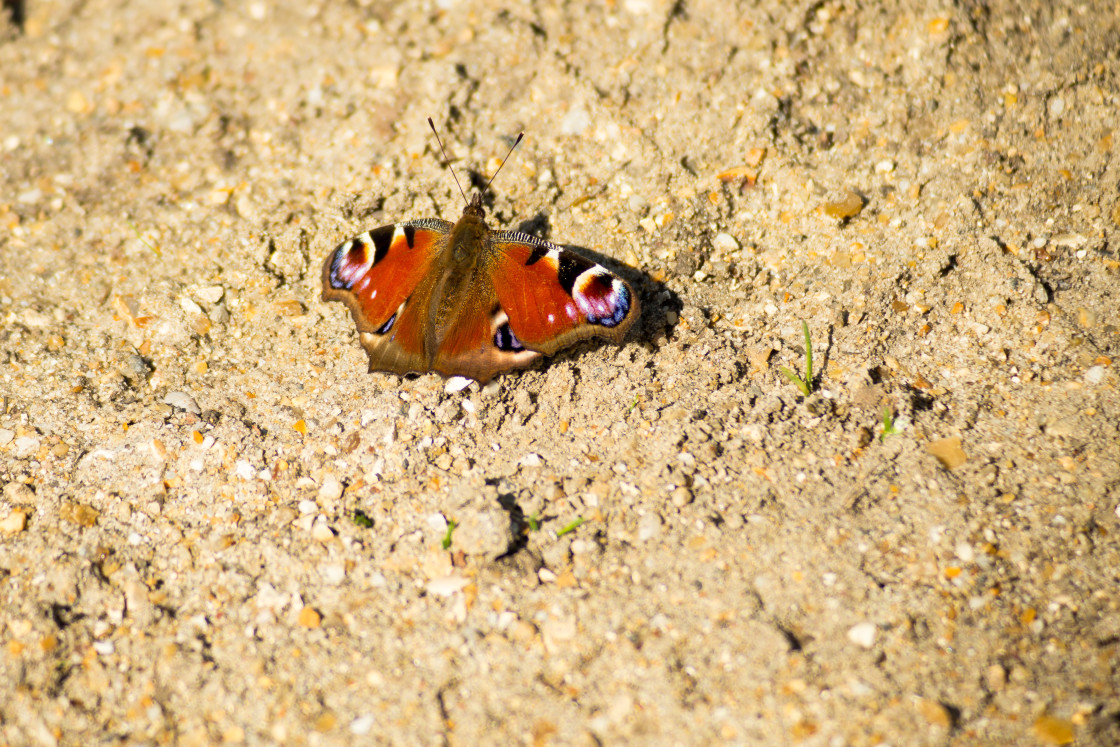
[779,320,813,396]
[351,510,373,529]
[441,519,457,550]
[880,405,899,441]
[528,512,541,532]
[556,517,585,537]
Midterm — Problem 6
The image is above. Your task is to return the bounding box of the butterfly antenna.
[428,117,468,206]
[484,131,524,194]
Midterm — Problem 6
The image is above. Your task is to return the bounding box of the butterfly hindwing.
[488,231,639,355]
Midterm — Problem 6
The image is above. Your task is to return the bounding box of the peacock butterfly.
[321,120,640,384]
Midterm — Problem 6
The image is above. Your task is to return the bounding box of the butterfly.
[321,121,640,384]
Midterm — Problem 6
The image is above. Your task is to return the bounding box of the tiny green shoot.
[779,320,813,396]
[441,519,457,550]
[627,396,639,414]
[528,512,541,532]
[129,222,162,257]
[351,510,373,529]
[556,517,585,537]
[880,405,899,441]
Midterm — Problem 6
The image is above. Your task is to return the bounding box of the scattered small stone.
[196,285,225,305]
[847,622,877,648]
[349,716,376,736]
[318,476,343,502]
[671,486,694,507]
[164,391,201,414]
[824,191,864,220]
[928,437,968,470]
[59,502,99,527]
[3,482,34,503]
[637,512,663,541]
[917,698,952,727]
[0,429,13,446]
[1032,714,1075,745]
[426,575,470,597]
[444,377,472,394]
[13,437,40,457]
[712,232,740,254]
[1085,366,1106,385]
[0,510,27,534]
[311,518,335,542]
[297,606,322,629]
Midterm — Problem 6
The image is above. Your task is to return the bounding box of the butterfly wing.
[321,219,450,376]
[487,230,640,356]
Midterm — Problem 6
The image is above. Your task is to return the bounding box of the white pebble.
[196,285,225,304]
[298,499,318,515]
[320,564,346,585]
[164,391,201,414]
[1085,366,1106,385]
[954,541,975,563]
[311,518,335,542]
[847,622,877,648]
[637,512,663,541]
[712,232,740,254]
[179,297,203,315]
[318,475,343,502]
[426,575,470,597]
[444,376,472,393]
[350,716,376,736]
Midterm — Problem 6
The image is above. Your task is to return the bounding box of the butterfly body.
[322,193,639,383]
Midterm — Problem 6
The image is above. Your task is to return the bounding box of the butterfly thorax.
[426,194,493,358]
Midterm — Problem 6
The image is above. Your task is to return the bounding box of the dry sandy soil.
[2,0,1119,744]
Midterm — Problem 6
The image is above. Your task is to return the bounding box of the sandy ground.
[2,0,1119,744]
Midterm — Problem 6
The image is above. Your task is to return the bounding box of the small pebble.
[637,512,663,541]
[712,232,740,254]
[297,606,322,629]
[0,510,27,534]
[311,518,335,542]
[318,476,343,502]
[0,429,13,446]
[426,575,470,597]
[164,391,201,414]
[847,622,877,648]
[196,285,225,304]
[1084,366,1105,385]
[443,377,472,394]
[350,716,376,736]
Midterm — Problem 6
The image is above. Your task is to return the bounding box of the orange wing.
[321,220,448,373]
[488,231,639,355]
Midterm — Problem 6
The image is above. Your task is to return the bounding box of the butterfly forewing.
[489,232,639,355]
